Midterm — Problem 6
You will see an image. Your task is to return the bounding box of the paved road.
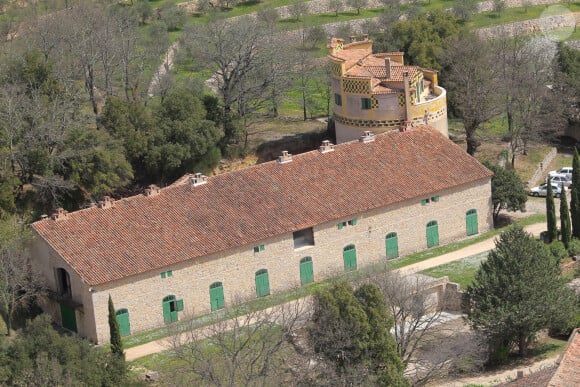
[125,222,546,361]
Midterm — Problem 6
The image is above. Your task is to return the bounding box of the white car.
[547,174,572,188]
[548,167,573,180]
[529,183,562,198]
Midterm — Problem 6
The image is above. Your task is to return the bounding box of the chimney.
[144,184,161,197]
[278,150,293,164]
[98,196,115,209]
[384,58,391,79]
[50,207,68,221]
[190,173,207,187]
[319,140,335,154]
[359,131,375,143]
[40,214,48,220]
[350,35,356,43]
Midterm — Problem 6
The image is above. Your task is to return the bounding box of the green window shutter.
[335,94,342,106]
[338,222,344,230]
[421,199,427,206]
[386,232,399,259]
[160,272,166,279]
[361,98,372,109]
[176,299,184,312]
[162,300,172,324]
[260,244,265,251]
[167,270,173,277]
[432,196,440,202]
[254,246,260,253]
[350,218,357,226]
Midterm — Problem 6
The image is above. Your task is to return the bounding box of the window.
[56,268,72,298]
[167,270,173,277]
[162,295,183,324]
[293,228,314,249]
[361,98,372,110]
[432,195,440,202]
[253,244,265,253]
[161,272,166,279]
[421,198,429,206]
[160,270,173,279]
[334,93,342,106]
[338,218,358,229]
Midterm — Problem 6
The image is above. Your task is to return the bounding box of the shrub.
[549,241,568,260]
[568,239,580,257]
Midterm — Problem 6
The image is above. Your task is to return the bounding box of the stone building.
[329,36,448,143]
[31,127,492,344]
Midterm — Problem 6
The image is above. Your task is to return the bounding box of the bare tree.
[440,33,499,155]
[372,270,458,385]
[347,0,368,15]
[169,298,310,386]
[0,217,45,336]
[327,0,343,17]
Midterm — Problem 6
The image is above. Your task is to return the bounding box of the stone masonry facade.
[34,177,491,344]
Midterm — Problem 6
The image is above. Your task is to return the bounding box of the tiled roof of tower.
[32,127,492,287]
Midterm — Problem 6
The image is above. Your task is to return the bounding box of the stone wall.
[477,12,580,40]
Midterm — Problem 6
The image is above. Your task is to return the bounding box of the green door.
[209,282,225,311]
[60,303,77,333]
[343,244,357,271]
[385,232,399,259]
[255,269,270,298]
[299,257,314,285]
[426,221,439,248]
[116,308,131,337]
[466,209,478,236]
[162,295,181,324]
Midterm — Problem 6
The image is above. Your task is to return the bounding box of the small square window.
[167,270,173,277]
[361,98,372,110]
[432,196,440,202]
[421,199,428,206]
[260,244,265,252]
[348,218,357,226]
[338,222,346,230]
[161,272,166,279]
[334,93,342,106]
[254,246,260,253]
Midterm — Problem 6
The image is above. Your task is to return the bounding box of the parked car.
[547,174,572,188]
[548,167,573,179]
[529,183,562,198]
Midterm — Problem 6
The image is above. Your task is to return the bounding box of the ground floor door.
[343,244,357,271]
[385,232,399,259]
[209,282,225,311]
[299,257,314,285]
[255,269,270,298]
[116,309,131,336]
[60,303,77,333]
[162,295,183,324]
[426,221,439,248]
[466,209,478,236]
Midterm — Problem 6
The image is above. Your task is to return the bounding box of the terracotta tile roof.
[549,329,580,386]
[497,366,557,386]
[32,128,492,286]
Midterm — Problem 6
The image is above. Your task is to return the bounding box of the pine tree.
[571,148,580,237]
[108,295,124,358]
[560,184,572,248]
[467,226,577,360]
[546,177,557,243]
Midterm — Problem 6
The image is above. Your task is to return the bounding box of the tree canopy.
[482,161,527,224]
[467,226,577,361]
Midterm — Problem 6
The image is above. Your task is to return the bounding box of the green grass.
[420,251,487,288]
[123,213,546,349]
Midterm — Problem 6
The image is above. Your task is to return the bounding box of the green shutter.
[426,221,439,248]
[349,218,357,226]
[255,269,270,298]
[421,199,427,206]
[466,209,478,236]
[385,232,399,259]
[260,244,265,251]
[161,272,166,279]
[176,299,184,312]
[162,300,172,324]
[432,195,440,202]
[116,309,131,337]
[210,282,225,311]
[343,245,357,271]
[338,222,344,230]
[167,270,173,277]
[60,303,77,333]
[254,246,260,253]
[299,257,314,285]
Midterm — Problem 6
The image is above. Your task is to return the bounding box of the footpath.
[125,222,547,362]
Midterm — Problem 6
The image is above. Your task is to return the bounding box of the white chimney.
[98,196,115,209]
[50,208,69,221]
[384,58,391,79]
[190,173,208,187]
[278,150,293,164]
[319,140,335,154]
[359,131,375,143]
[144,184,161,197]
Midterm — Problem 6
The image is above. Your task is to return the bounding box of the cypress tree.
[546,177,557,243]
[571,148,580,237]
[560,184,572,249]
[108,295,124,358]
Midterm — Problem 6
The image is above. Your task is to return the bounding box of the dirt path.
[125,221,547,362]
